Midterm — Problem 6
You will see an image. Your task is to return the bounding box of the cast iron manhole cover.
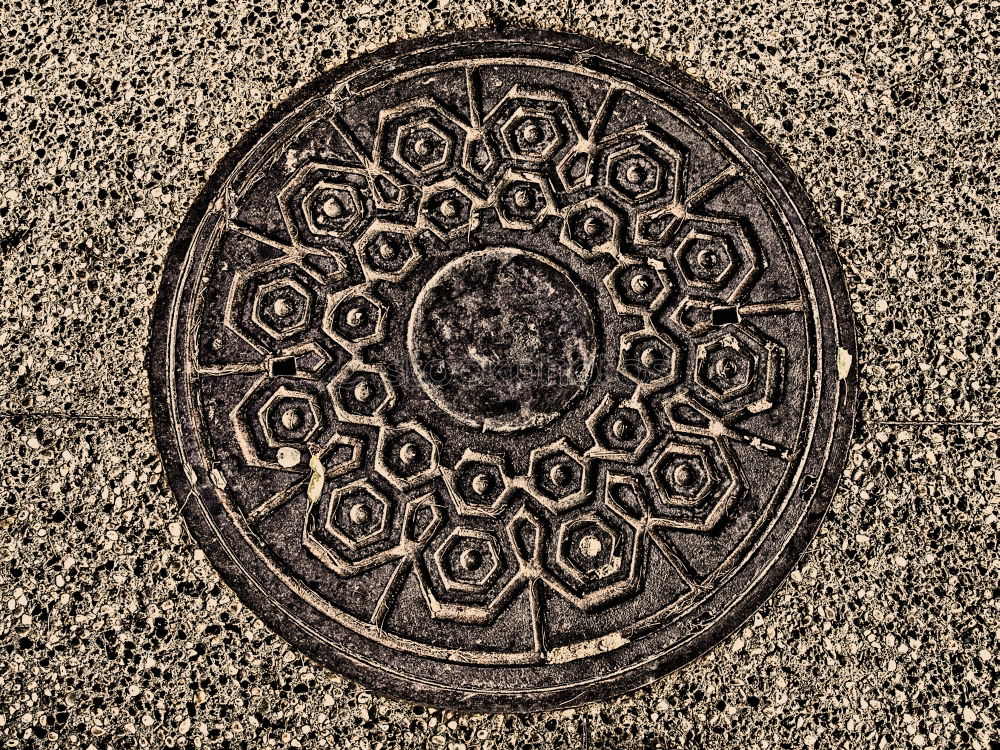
[150,30,857,711]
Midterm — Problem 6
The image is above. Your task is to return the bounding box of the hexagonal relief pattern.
[153,32,856,710]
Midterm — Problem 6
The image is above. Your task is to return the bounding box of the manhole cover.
[150,30,857,711]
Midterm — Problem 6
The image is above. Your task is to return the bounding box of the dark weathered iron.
[149,30,857,712]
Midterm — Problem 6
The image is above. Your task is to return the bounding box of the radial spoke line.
[738,299,804,317]
[465,66,482,129]
[329,113,374,169]
[685,164,740,211]
[247,474,309,524]
[725,426,791,460]
[527,577,548,657]
[195,362,267,377]
[665,394,791,459]
[229,220,296,255]
[588,86,619,142]
[371,557,413,630]
[649,528,703,589]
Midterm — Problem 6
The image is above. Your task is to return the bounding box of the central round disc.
[407,247,598,431]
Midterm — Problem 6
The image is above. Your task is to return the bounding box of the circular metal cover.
[150,30,857,712]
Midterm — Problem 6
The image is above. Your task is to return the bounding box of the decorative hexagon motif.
[434,528,503,593]
[595,127,684,206]
[604,259,672,315]
[302,181,365,238]
[374,421,441,491]
[677,230,733,285]
[542,496,642,609]
[528,439,589,514]
[649,437,741,531]
[417,179,480,240]
[252,277,314,340]
[278,162,372,247]
[329,362,395,426]
[303,478,402,575]
[586,394,654,462]
[485,88,582,167]
[393,117,454,175]
[324,285,388,349]
[491,170,557,230]
[355,222,422,283]
[606,147,662,202]
[559,517,622,579]
[698,337,753,398]
[652,442,715,506]
[326,480,393,550]
[227,259,327,351]
[442,450,514,518]
[693,324,783,416]
[560,197,623,260]
[672,216,762,303]
[501,107,563,160]
[618,329,682,389]
[417,521,522,623]
[231,379,337,471]
[257,387,322,447]
[373,98,467,184]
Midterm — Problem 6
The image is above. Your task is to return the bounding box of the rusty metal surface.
[149,30,856,712]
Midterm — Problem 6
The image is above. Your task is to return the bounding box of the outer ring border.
[148,27,859,713]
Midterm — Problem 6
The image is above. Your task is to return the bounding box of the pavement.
[0,0,997,747]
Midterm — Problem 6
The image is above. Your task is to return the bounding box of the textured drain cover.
[150,30,857,711]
